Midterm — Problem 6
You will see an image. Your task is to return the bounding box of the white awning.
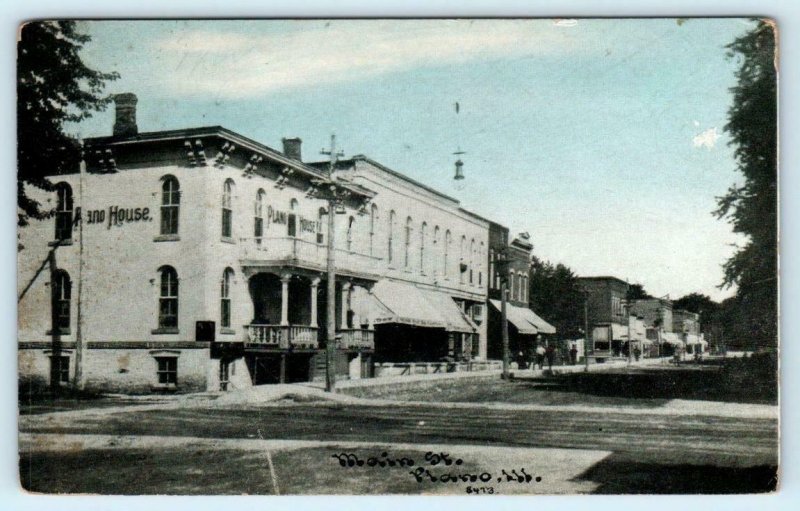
[489,300,538,335]
[419,289,477,334]
[610,323,629,340]
[518,307,556,334]
[661,332,684,346]
[371,280,447,328]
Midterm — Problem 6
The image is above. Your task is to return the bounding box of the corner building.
[18,98,488,393]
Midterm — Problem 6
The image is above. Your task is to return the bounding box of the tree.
[626,283,652,301]
[528,256,584,338]
[17,21,118,228]
[715,20,778,349]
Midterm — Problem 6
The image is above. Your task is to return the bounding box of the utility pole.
[74,138,86,390]
[583,287,590,372]
[626,301,633,366]
[501,281,510,379]
[48,248,61,396]
[320,134,344,393]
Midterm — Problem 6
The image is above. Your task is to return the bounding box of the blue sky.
[71,18,755,301]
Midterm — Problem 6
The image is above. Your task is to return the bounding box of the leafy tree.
[17,21,118,228]
[528,256,584,338]
[715,20,777,349]
[626,283,652,301]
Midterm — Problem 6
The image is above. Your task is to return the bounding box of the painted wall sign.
[267,206,320,234]
[83,206,152,228]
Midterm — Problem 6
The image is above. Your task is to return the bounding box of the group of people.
[515,342,581,371]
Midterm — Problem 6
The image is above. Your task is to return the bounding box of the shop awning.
[661,332,684,346]
[371,280,447,328]
[685,334,701,345]
[419,289,477,334]
[489,300,538,335]
[518,307,557,334]
[610,323,629,340]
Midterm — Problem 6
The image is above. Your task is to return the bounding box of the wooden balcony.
[337,328,375,351]
[245,324,319,350]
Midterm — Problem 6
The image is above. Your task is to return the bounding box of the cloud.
[148,20,577,98]
[692,127,720,149]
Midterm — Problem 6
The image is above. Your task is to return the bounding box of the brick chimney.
[113,93,138,137]
[282,137,302,161]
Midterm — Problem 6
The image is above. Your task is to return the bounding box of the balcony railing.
[240,237,383,277]
[337,328,375,350]
[245,324,319,349]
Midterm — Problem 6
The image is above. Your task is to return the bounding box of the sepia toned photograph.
[16,18,778,495]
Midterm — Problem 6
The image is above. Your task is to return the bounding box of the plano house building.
[18,94,490,393]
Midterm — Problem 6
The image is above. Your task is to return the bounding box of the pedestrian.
[633,345,641,362]
[569,343,578,365]
[535,344,546,370]
[545,343,555,371]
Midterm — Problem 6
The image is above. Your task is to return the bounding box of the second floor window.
[420,222,427,274]
[347,216,355,252]
[222,180,234,239]
[160,176,180,235]
[254,189,265,239]
[221,268,233,328]
[158,266,179,329]
[404,217,413,268]
[54,183,73,241]
[287,199,298,237]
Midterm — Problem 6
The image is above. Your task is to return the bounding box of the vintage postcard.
[17,18,778,495]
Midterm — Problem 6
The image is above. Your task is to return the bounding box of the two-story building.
[673,309,706,356]
[17,94,489,393]
[577,276,631,356]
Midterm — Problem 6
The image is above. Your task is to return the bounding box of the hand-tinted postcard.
[17,18,778,495]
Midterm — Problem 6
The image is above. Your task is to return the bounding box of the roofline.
[577,276,630,286]
[345,155,461,205]
[85,126,375,199]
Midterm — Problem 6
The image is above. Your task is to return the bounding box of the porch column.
[367,286,376,330]
[280,273,291,326]
[310,277,320,328]
[340,281,352,329]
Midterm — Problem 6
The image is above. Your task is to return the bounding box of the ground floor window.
[155,357,178,386]
[50,356,69,384]
[219,359,232,391]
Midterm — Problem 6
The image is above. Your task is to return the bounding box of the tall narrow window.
[254,189,265,240]
[489,249,495,289]
[53,270,71,332]
[444,230,451,277]
[479,242,485,286]
[388,210,396,265]
[369,204,378,256]
[469,239,475,284]
[433,226,440,275]
[222,179,234,239]
[404,217,413,268]
[317,207,327,244]
[510,270,516,300]
[54,183,73,241]
[158,266,179,329]
[160,176,180,236]
[347,216,355,252]
[459,236,466,284]
[51,356,70,384]
[287,199,298,237]
[221,268,233,328]
[419,222,427,274]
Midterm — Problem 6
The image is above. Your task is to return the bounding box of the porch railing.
[337,328,375,350]
[239,236,383,277]
[245,324,320,349]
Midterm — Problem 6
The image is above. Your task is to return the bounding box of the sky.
[70,18,756,301]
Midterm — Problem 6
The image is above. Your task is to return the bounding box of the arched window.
[347,216,355,252]
[522,274,528,303]
[254,189,265,240]
[158,266,179,329]
[469,239,475,284]
[54,183,73,241]
[317,207,327,244]
[433,226,440,275]
[444,230,451,277]
[459,236,466,284]
[287,199,299,237]
[220,268,233,328]
[369,204,378,257]
[53,270,71,331]
[479,242,485,286]
[489,249,495,289]
[419,222,427,274]
[160,176,180,236]
[221,179,234,239]
[404,217,413,268]
[509,270,516,300]
[388,210,396,265]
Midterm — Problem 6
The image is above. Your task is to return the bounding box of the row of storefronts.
[17,94,556,393]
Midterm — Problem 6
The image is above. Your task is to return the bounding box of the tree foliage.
[528,255,584,338]
[626,283,652,301]
[17,21,118,227]
[715,20,778,348]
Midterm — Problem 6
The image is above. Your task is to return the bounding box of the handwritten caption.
[331,451,542,494]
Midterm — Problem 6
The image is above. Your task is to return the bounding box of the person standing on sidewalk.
[569,343,578,365]
[535,343,546,370]
[545,343,556,371]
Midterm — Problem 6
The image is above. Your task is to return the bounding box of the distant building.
[673,309,706,356]
[577,276,630,356]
